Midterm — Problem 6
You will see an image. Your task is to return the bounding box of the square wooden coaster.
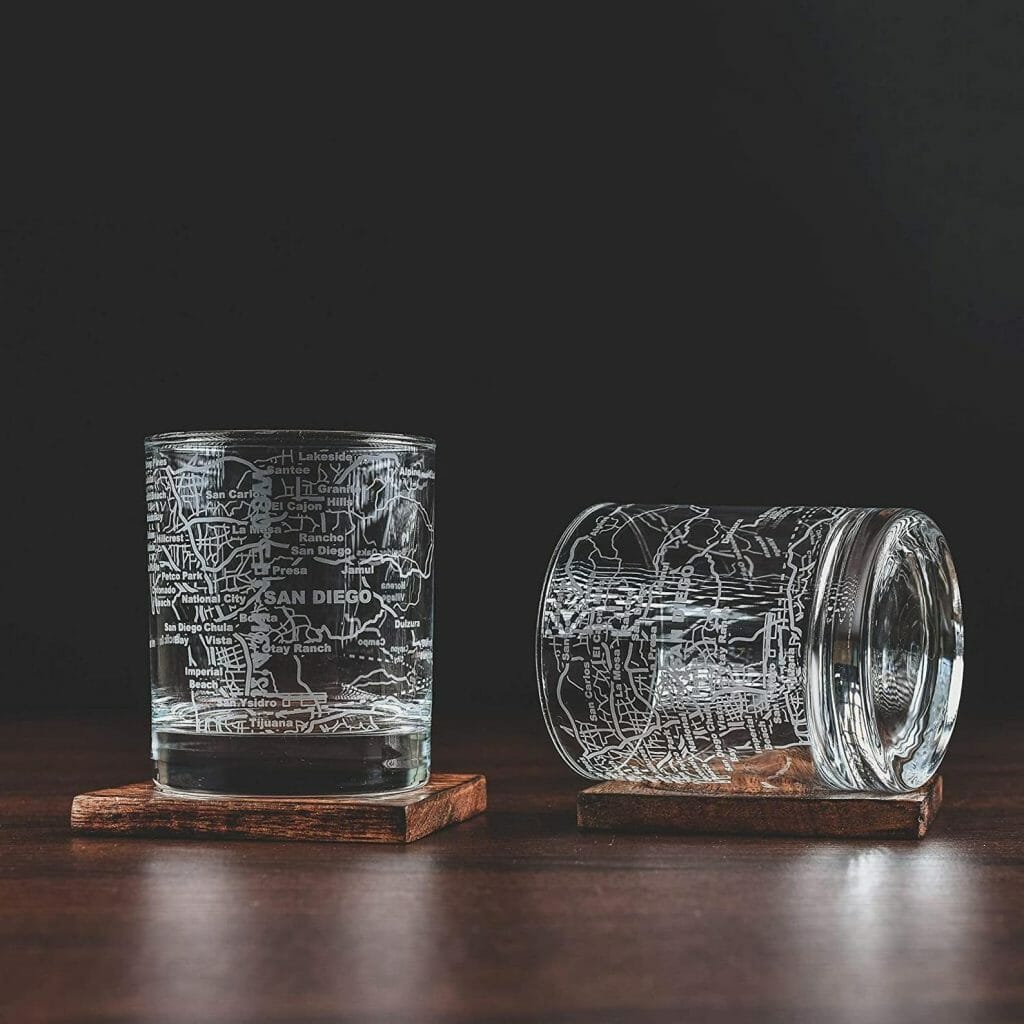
[578,775,942,839]
[71,773,486,844]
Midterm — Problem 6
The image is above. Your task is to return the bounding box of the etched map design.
[147,443,434,736]
[539,504,847,782]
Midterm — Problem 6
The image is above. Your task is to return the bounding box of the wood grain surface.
[70,775,487,844]
[1,713,1022,1023]
[578,769,942,839]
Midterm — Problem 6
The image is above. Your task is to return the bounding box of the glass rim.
[535,502,621,780]
[145,428,435,450]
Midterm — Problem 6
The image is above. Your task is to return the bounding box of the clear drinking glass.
[537,504,963,792]
[146,429,435,795]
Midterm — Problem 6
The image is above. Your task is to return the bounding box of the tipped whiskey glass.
[537,504,963,792]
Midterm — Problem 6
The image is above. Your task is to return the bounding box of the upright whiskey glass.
[146,429,435,795]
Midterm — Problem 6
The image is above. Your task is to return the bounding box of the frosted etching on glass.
[538,504,846,783]
[539,502,964,792]
[147,443,434,737]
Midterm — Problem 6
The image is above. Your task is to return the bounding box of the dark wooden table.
[2,713,1022,1023]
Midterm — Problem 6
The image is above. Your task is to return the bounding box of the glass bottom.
[807,509,963,792]
[152,730,430,797]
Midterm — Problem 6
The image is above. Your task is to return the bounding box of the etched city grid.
[540,505,845,782]
[147,444,434,736]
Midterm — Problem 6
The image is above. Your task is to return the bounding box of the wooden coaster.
[71,773,486,844]
[578,773,943,840]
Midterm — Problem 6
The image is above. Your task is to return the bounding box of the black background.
[4,5,1022,722]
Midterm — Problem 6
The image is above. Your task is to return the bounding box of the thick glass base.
[153,730,430,797]
[807,509,963,792]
